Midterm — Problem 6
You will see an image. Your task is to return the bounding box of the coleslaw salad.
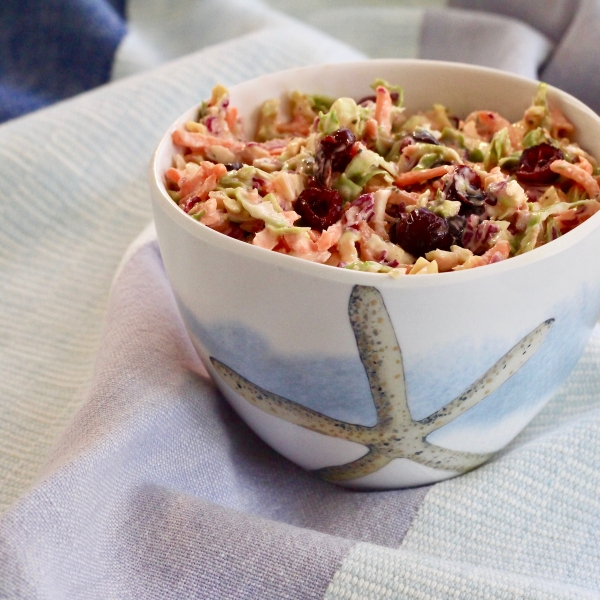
[164,81,600,276]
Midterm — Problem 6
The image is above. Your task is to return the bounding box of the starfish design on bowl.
[211,285,554,483]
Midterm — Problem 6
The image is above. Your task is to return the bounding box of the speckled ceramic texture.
[150,60,600,489]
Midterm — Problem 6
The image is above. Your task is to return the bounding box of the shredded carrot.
[200,196,228,229]
[555,201,600,232]
[357,221,376,262]
[276,117,311,136]
[550,160,600,197]
[283,222,342,263]
[374,86,392,136]
[364,118,378,139]
[179,161,227,203]
[225,106,238,134]
[165,167,182,185]
[387,189,419,205]
[486,240,510,263]
[172,129,245,152]
[577,156,594,175]
[254,138,289,156]
[394,165,451,188]
[253,227,279,250]
[464,111,512,142]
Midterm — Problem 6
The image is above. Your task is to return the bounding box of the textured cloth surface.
[325,543,600,599]
[0,0,127,121]
[0,238,426,598]
[327,329,600,598]
[2,1,600,598]
[421,7,552,77]
[0,6,363,515]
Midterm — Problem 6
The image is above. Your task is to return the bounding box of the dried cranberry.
[516,143,563,185]
[296,186,343,231]
[251,176,266,190]
[398,131,440,153]
[227,224,246,240]
[411,130,440,145]
[357,94,376,105]
[392,208,453,256]
[183,195,201,213]
[325,129,356,171]
[315,128,356,186]
[448,115,460,129]
[444,166,488,215]
[224,162,243,171]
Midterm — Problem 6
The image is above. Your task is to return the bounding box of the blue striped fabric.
[0,0,126,122]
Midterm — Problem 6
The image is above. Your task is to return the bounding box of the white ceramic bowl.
[149,60,600,489]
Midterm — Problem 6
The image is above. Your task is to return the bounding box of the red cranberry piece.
[296,186,343,231]
[324,128,356,172]
[227,224,246,240]
[392,208,453,257]
[444,165,487,215]
[516,143,564,185]
[183,195,201,213]
[315,128,356,186]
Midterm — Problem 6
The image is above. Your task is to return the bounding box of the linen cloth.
[2,1,600,598]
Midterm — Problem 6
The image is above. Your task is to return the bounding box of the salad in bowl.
[164,78,600,276]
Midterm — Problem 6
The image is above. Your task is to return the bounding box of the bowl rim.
[150,58,600,288]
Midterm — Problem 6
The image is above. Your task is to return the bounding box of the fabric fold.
[421,7,553,79]
[0,237,427,598]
